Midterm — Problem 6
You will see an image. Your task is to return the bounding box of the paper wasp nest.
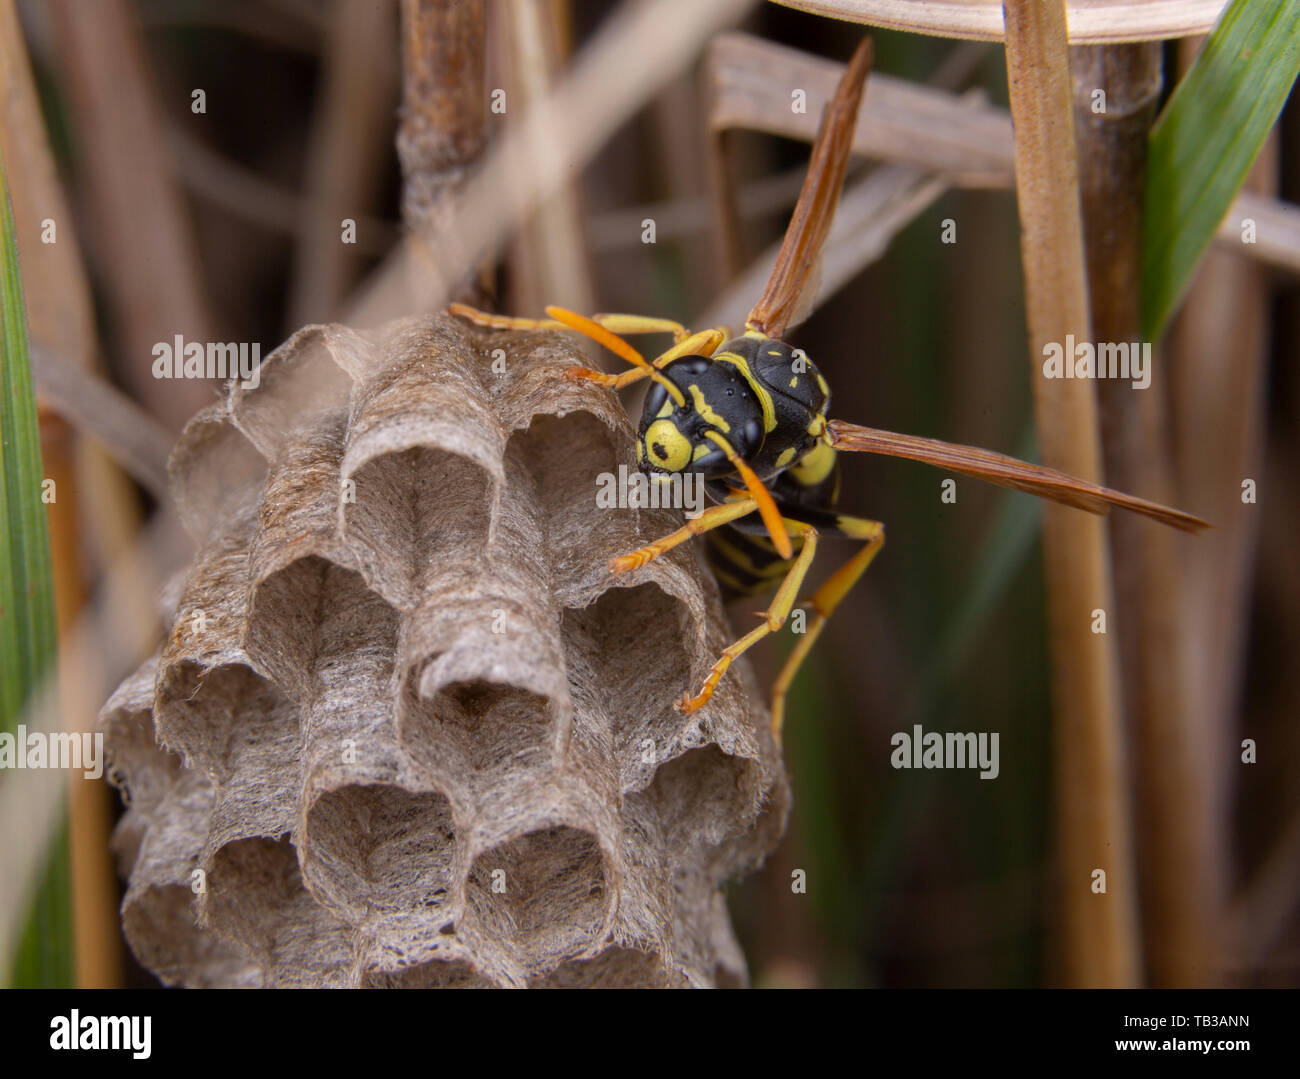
[99,315,789,987]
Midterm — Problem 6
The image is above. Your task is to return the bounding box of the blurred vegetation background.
[4,0,1297,987]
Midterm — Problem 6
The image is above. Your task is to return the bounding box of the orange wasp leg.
[449,302,724,388]
[769,514,885,742]
[565,325,726,390]
[678,519,819,717]
[450,304,690,340]
[610,497,758,575]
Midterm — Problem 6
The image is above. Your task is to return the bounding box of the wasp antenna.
[745,36,873,339]
[827,419,1212,533]
[703,430,793,559]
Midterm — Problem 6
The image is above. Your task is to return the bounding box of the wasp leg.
[610,497,758,575]
[769,515,885,742]
[587,314,692,343]
[450,304,725,386]
[448,303,568,332]
[566,327,726,390]
[678,520,818,716]
[656,328,725,364]
[451,304,687,341]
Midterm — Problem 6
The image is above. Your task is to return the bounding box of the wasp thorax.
[636,356,765,476]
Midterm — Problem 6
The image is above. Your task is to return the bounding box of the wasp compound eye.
[668,355,712,376]
[642,380,668,419]
[642,418,693,472]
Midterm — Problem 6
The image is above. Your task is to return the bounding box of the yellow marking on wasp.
[655,399,674,419]
[688,384,730,432]
[709,531,799,578]
[775,447,798,469]
[643,419,692,471]
[709,534,774,577]
[834,515,883,539]
[816,374,830,397]
[714,349,777,433]
[709,563,753,594]
[767,349,782,356]
[789,440,836,486]
[789,376,798,389]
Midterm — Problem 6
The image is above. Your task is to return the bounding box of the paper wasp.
[452,37,1209,739]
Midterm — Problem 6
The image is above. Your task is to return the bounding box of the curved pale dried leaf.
[769,0,1229,43]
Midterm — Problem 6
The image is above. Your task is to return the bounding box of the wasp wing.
[827,420,1211,533]
[745,37,872,339]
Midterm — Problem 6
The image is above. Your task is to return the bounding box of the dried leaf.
[768,0,1228,43]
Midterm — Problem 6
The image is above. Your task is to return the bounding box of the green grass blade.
[0,151,72,987]
[1142,0,1300,340]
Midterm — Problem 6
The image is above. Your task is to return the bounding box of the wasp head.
[636,356,765,477]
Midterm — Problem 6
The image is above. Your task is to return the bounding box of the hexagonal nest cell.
[99,315,789,987]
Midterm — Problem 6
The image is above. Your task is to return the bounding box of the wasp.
[452,38,1208,739]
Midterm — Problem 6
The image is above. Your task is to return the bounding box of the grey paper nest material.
[99,314,789,988]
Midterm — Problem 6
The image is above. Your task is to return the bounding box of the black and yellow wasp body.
[451,36,1208,738]
[635,331,841,597]
[645,333,834,485]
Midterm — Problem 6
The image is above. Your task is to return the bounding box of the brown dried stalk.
[47,0,217,429]
[698,163,947,330]
[493,0,595,315]
[1003,0,1140,988]
[701,34,1298,276]
[706,33,1013,189]
[286,0,399,327]
[397,0,489,307]
[348,0,759,325]
[1169,126,1276,983]
[1071,43,1218,988]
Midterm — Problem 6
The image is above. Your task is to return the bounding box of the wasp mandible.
[452,37,1209,739]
